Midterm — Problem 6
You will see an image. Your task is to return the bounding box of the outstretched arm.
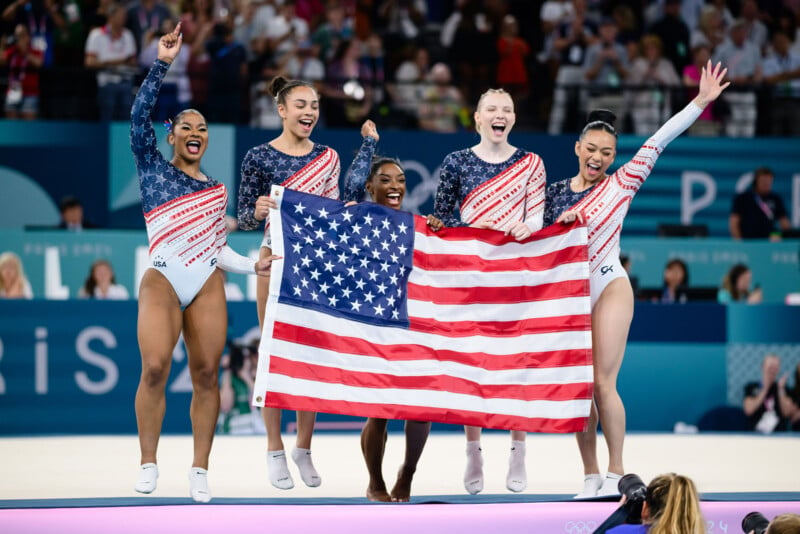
[651,61,729,147]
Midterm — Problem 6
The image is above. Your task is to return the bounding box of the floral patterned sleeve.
[343,136,377,203]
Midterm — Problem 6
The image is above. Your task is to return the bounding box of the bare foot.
[366,481,392,502]
[390,466,414,502]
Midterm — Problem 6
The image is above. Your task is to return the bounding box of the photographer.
[742,511,800,534]
[594,473,707,534]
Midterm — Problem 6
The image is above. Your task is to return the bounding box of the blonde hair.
[767,513,800,534]
[0,251,29,296]
[646,473,707,534]
[474,88,513,133]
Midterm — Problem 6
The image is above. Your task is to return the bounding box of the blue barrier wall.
[1,121,798,235]
[1,230,797,302]
[1,300,799,435]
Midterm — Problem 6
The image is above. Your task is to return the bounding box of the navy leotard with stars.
[434,148,542,228]
[543,179,594,227]
[237,141,341,233]
[131,59,220,213]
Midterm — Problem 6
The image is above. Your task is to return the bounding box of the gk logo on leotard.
[600,265,614,275]
[210,258,217,267]
[153,260,167,268]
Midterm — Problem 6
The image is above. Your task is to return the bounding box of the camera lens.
[741,511,770,534]
[618,473,647,502]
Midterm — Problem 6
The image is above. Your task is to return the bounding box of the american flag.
[252,186,593,433]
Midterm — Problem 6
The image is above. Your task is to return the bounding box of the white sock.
[134,463,158,494]
[506,440,527,493]
[463,441,484,495]
[188,467,211,503]
[291,447,321,488]
[574,473,603,499]
[598,472,623,496]
[267,450,294,490]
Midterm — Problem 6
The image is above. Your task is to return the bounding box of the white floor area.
[2,432,798,501]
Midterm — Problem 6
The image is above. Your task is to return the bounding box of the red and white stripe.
[144,183,228,266]
[460,153,546,232]
[264,148,341,238]
[254,216,593,433]
[571,143,661,272]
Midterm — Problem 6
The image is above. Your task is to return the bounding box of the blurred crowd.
[1,0,799,134]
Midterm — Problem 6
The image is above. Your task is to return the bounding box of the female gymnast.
[433,88,546,495]
[543,61,729,498]
[131,23,276,503]
[237,74,375,490]
[343,125,443,502]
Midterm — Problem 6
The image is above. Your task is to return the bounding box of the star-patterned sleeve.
[130,60,170,181]
[433,152,468,228]
[343,136,377,203]
[237,146,269,231]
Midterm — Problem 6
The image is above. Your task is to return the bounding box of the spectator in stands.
[690,5,726,52]
[125,0,172,51]
[0,23,43,120]
[84,2,138,121]
[729,166,792,240]
[496,14,530,106]
[739,0,768,53]
[683,44,721,136]
[179,0,216,115]
[762,30,800,137]
[627,34,680,136]
[377,0,427,48]
[219,340,262,434]
[546,0,596,135]
[1,0,60,67]
[712,18,762,138]
[446,0,496,105]
[204,18,247,123]
[284,38,325,89]
[57,195,96,230]
[310,2,352,63]
[249,59,282,130]
[742,354,793,433]
[263,0,308,64]
[660,258,689,304]
[139,18,191,121]
[787,363,800,431]
[582,16,630,131]
[388,44,430,127]
[418,62,464,133]
[717,263,763,304]
[0,251,33,299]
[322,38,374,128]
[646,0,690,75]
[78,259,129,299]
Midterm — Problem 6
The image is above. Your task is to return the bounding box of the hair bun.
[268,76,290,98]
[587,109,617,127]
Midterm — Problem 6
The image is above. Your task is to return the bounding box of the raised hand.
[361,119,379,142]
[157,22,183,64]
[695,60,730,108]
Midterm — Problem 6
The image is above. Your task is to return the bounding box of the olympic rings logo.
[563,520,599,533]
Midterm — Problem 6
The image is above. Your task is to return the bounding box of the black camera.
[618,473,647,503]
[592,474,648,533]
[742,511,770,534]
